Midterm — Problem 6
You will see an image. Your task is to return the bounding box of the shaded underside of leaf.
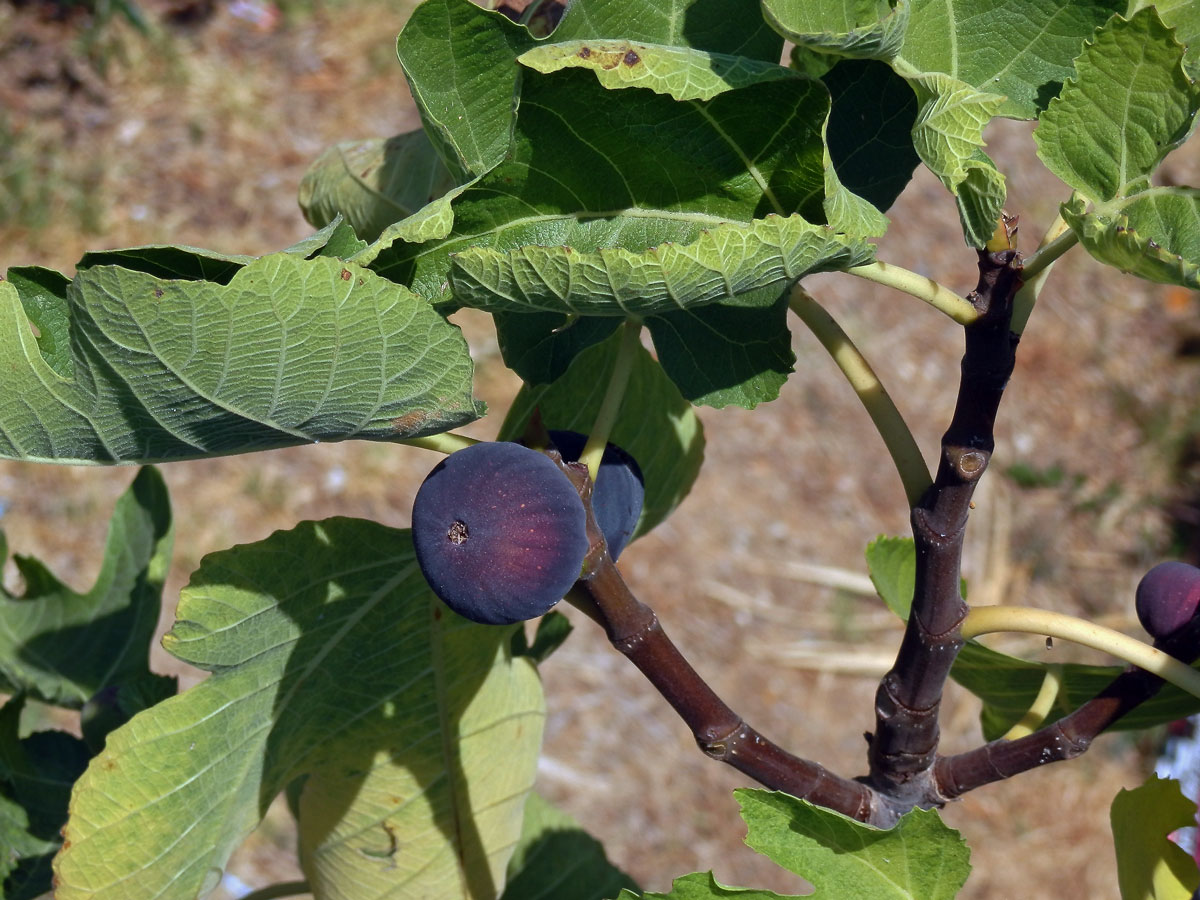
[0,253,482,464]
[0,467,171,707]
[897,0,1125,119]
[369,68,832,302]
[447,215,873,316]
[1,696,91,900]
[763,0,910,60]
[1061,189,1200,289]
[645,290,796,408]
[55,518,545,900]
[298,130,458,243]
[395,0,537,181]
[1033,7,1200,201]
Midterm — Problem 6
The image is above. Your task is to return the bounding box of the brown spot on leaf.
[340,268,352,281]
[154,288,164,298]
[391,410,429,433]
[578,46,591,58]
[623,49,640,66]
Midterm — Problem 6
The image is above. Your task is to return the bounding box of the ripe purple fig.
[1135,561,1200,640]
[547,430,644,560]
[411,441,589,625]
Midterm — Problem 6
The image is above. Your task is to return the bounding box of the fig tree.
[1135,560,1200,641]
[548,430,644,560]
[411,441,589,625]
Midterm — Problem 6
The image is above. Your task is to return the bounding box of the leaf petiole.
[847,260,980,325]
[580,317,642,482]
[788,285,932,506]
[1002,663,1064,740]
[399,432,479,455]
[962,605,1200,700]
[237,881,312,900]
[1011,214,1079,334]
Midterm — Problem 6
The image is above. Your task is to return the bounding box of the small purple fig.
[1135,561,1200,640]
[411,441,589,625]
[547,430,644,560]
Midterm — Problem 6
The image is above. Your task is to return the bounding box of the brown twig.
[573,556,878,822]
[934,617,1200,798]
[866,249,1023,799]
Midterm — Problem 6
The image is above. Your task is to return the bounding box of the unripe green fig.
[411,441,589,625]
[1135,561,1200,640]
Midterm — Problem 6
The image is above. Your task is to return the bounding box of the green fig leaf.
[55,519,545,900]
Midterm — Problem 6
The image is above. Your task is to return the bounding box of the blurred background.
[1,1,1199,896]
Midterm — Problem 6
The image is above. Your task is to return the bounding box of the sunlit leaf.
[55,519,545,900]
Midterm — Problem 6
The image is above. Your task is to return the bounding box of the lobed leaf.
[644,290,796,408]
[0,253,482,464]
[500,330,705,536]
[1111,776,1200,900]
[368,68,833,302]
[821,59,921,227]
[299,130,458,243]
[518,41,801,102]
[0,467,171,708]
[763,0,910,61]
[501,793,639,900]
[738,790,971,899]
[447,215,873,317]
[1,696,92,900]
[395,0,537,181]
[1060,189,1200,289]
[1132,0,1200,74]
[905,72,1007,246]
[55,519,545,900]
[551,0,784,62]
[1034,7,1200,202]
[896,0,1124,119]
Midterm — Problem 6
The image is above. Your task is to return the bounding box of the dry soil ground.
[2,2,1200,897]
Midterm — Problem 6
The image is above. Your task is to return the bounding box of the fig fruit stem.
[400,432,479,455]
[1002,663,1063,740]
[847,260,980,325]
[1011,211,1077,334]
[963,605,1200,699]
[580,317,642,482]
[788,285,932,506]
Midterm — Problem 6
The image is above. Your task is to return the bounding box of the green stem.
[580,318,642,481]
[1002,663,1063,740]
[399,432,479,455]
[1011,215,1078,335]
[238,881,311,900]
[962,605,1200,700]
[788,285,932,506]
[848,261,980,325]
